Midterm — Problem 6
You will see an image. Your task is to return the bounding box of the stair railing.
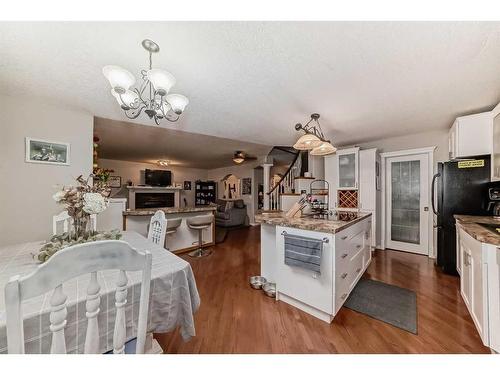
[266,151,302,211]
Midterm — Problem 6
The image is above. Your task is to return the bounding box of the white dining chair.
[52,210,72,235]
[147,210,167,247]
[4,240,152,354]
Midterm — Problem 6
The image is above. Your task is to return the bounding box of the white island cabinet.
[456,215,500,353]
[255,212,372,323]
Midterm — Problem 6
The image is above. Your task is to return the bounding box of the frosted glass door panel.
[390,160,420,244]
[339,153,356,188]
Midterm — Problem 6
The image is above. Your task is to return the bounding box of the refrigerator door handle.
[431,172,441,215]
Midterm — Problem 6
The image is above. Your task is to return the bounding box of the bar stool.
[187,214,214,257]
[165,218,182,251]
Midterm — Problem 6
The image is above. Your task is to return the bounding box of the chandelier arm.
[123,104,146,120]
[154,115,160,126]
[133,88,149,108]
[165,114,180,123]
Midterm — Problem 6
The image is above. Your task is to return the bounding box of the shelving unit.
[309,179,329,215]
[195,180,217,205]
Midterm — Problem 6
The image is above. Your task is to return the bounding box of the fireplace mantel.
[128,186,182,210]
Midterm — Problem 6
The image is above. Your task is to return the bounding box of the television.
[144,169,172,187]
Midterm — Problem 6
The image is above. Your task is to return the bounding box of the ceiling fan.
[232,151,257,164]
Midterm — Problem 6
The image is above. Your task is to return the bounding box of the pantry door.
[385,153,430,255]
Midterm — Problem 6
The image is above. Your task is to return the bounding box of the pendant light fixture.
[293,113,336,155]
[103,39,189,125]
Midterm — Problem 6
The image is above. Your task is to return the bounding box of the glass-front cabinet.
[493,111,500,181]
[337,147,359,190]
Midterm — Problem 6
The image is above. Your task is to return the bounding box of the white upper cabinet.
[448,112,492,159]
[337,147,359,190]
[324,154,338,208]
[492,103,500,181]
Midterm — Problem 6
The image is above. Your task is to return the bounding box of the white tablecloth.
[0,231,200,354]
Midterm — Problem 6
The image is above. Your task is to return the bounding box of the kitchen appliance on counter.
[433,155,491,275]
[487,185,500,218]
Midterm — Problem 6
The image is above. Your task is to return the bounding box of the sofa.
[215,199,248,227]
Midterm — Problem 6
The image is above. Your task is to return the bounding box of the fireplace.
[135,192,175,209]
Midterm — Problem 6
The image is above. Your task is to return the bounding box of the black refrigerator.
[433,155,491,275]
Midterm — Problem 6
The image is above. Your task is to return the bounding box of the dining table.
[0,231,200,354]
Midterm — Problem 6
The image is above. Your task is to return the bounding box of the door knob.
[424,207,429,211]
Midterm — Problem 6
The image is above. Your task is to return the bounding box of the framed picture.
[25,137,70,166]
[183,181,192,190]
[242,177,252,195]
[108,176,122,188]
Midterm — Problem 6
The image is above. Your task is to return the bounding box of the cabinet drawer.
[335,247,364,309]
[335,229,364,259]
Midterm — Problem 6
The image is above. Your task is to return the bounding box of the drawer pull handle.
[356,268,362,274]
[341,293,348,300]
[341,253,348,259]
[341,235,348,240]
[341,272,348,279]
[356,245,362,249]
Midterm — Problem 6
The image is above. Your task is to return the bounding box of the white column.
[262,163,273,211]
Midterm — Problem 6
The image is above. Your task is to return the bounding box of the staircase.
[265,147,304,211]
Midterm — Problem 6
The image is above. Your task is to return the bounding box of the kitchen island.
[255,211,372,323]
[123,206,216,254]
[454,215,500,353]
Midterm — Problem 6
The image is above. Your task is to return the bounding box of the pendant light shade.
[166,94,189,115]
[310,141,337,156]
[146,69,176,96]
[111,89,139,109]
[103,65,136,91]
[293,133,322,150]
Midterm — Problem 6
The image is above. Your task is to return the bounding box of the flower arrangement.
[52,174,110,239]
[37,230,122,263]
[36,174,121,263]
[93,167,114,191]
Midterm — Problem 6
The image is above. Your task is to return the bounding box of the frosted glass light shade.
[233,157,245,164]
[147,69,176,95]
[166,94,189,115]
[111,89,138,108]
[293,133,322,150]
[310,141,337,156]
[103,65,135,91]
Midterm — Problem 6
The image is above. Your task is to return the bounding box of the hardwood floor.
[155,226,490,354]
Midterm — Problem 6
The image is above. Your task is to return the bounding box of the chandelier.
[103,39,189,125]
[293,113,337,156]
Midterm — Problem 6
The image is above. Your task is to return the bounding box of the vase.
[73,214,91,240]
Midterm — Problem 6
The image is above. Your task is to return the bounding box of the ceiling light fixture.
[157,159,170,167]
[103,39,189,125]
[293,113,336,155]
[232,151,245,164]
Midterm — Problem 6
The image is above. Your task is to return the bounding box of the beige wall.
[97,159,208,207]
[353,128,449,164]
[0,95,93,246]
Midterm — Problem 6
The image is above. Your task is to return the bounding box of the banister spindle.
[49,285,68,354]
[84,272,101,354]
[113,270,128,354]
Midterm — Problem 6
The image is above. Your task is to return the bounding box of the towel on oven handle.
[283,233,323,273]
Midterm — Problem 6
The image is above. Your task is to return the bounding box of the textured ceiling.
[94,117,272,169]
[2,22,500,148]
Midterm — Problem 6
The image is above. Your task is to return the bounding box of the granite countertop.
[124,205,217,216]
[454,215,500,246]
[254,211,372,234]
